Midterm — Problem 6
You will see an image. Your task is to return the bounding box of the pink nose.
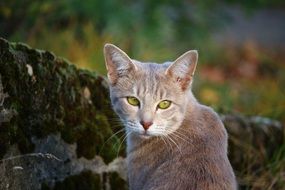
[140,121,153,130]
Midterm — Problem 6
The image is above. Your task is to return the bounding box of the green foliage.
[1,0,230,62]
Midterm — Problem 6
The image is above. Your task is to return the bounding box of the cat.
[103,44,237,190]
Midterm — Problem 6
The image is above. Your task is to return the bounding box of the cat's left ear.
[165,50,198,91]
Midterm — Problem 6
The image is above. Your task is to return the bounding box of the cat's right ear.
[103,44,136,85]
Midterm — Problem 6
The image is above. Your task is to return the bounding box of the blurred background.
[1,1,285,189]
[1,0,284,123]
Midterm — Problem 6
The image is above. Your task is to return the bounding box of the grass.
[236,142,285,189]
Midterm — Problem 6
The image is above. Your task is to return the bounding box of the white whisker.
[170,132,187,142]
[99,128,125,155]
[162,134,174,153]
[167,135,182,155]
[172,131,191,142]
[116,131,132,157]
[160,136,172,155]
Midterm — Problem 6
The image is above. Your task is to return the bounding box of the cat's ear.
[165,50,198,91]
[104,43,137,85]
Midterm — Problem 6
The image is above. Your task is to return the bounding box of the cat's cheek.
[124,104,139,114]
[115,99,136,113]
[121,105,141,123]
[157,107,178,119]
[160,113,184,134]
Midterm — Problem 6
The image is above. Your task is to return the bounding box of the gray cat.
[103,44,237,190]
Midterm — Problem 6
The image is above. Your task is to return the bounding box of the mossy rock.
[0,38,127,190]
[52,171,102,190]
[0,37,125,162]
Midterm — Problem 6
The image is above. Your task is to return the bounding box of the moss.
[0,123,10,157]
[51,171,101,190]
[41,183,51,190]
[0,37,127,189]
[0,37,125,163]
[109,172,128,190]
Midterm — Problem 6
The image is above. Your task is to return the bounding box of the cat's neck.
[184,89,198,113]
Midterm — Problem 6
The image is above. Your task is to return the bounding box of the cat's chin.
[139,134,151,139]
[136,131,154,139]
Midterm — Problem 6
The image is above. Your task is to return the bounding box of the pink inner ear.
[108,71,117,85]
[175,76,193,91]
[176,77,182,82]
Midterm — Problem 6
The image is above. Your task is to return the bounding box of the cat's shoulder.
[196,104,224,128]
[195,104,228,142]
[198,104,220,120]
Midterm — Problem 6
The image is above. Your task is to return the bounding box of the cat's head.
[104,44,198,138]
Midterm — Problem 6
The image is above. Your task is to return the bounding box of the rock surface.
[0,38,127,190]
[0,38,283,189]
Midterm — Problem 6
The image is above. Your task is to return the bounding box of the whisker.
[171,131,191,143]
[165,128,190,141]
[162,134,174,153]
[170,132,187,142]
[111,131,127,152]
[172,130,188,138]
[167,135,182,155]
[160,136,171,155]
[114,133,127,157]
[116,131,132,157]
[175,128,192,134]
[99,128,125,155]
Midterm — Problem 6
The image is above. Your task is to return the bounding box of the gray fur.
[104,44,237,190]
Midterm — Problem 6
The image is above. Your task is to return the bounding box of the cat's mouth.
[138,130,152,139]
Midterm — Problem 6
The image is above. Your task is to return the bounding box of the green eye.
[157,100,171,109]
[127,97,140,106]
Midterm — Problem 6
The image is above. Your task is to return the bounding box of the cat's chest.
[127,138,183,173]
[127,142,186,190]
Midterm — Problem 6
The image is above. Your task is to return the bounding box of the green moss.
[41,182,51,190]
[109,172,128,190]
[51,171,101,190]
[0,38,127,189]
[0,37,125,162]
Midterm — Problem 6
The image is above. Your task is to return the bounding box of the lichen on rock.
[0,75,16,124]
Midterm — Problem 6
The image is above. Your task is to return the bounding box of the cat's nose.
[140,121,153,131]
